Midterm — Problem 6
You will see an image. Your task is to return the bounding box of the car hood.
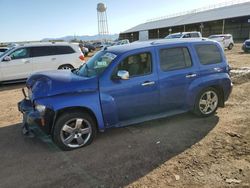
[27,70,98,100]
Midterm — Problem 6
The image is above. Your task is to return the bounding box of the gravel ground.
[0,44,249,188]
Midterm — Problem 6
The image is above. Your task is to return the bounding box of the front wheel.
[53,112,97,150]
[58,64,74,70]
[228,43,233,50]
[193,88,219,117]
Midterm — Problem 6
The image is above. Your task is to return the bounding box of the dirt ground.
[0,44,249,188]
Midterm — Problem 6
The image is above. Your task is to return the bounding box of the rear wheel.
[193,88,219,117]
[53,112,97,150]
[228,43,233,50]
[58,64,74,70]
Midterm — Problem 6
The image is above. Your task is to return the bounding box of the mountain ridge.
[42,34,119,41]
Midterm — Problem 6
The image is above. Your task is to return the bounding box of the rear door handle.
[186,73,197,78]
[141,81,155,86]
[51,57,56,61]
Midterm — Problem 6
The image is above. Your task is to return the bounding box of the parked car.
[242,39,250,52]
[115,39,130,45]
[84,43,96,52]
[92,41,103,48]
[79,43,89,56]
[165,31,202,39]
[0,42,84,83]
[208,34,234,50]
[0,47,9,55]
[18,39,232,150]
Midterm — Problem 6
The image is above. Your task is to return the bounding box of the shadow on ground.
[0,113,218,188]
[0,82,25,91]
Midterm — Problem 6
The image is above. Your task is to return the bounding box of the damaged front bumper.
[18,91,55,135]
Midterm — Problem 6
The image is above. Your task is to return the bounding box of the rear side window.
[56,46,75,55]
[191,33,200,38]
[195,44,222,65]
[31,46,75,57]
[224,36,231,40]
[160,47,192,71]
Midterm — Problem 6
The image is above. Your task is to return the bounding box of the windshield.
[74,51,117,77]
[165,34,182,39]
[0,47,14,58]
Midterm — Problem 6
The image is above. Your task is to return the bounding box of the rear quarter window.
[195,44,222,65]
[56,46,75,55]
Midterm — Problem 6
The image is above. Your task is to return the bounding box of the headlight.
[35,104,46,114]
[28,88,32,99]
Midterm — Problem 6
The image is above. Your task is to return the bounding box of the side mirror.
[3,56,11,61]
[117,70,129,80]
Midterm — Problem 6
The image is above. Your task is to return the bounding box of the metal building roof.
[122,2,250,33]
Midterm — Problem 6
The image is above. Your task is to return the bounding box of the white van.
[208,34,234,50]
[0,42,85,83]
[165,31,202,39]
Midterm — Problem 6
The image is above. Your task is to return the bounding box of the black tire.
[58,64,74,70]
[193,87,219,117]
[228,43,233,50]
[53,111,97,151]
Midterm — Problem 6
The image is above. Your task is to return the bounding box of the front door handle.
[214,67,222,72]
[186,73,197,78]
[141,81,155,86]
[24,60,30,64]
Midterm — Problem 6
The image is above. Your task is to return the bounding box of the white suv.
[0,42,85,83]
[208,34,234,50]
[165,31,202,39]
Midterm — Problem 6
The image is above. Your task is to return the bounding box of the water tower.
[97,3,109,41]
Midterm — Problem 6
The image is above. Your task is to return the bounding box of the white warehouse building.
[119,1,250,41]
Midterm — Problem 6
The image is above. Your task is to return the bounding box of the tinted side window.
[117,52,152,77]
[160,47,192,71]
[195,44,222,65]
[55,46,75,55]
[31,46,57,57]
[224,36,231,40]
[183,34,191,38]
[9,48,30,60]
[191,33,200,38]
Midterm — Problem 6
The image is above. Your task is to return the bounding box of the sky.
[0,0,244,42]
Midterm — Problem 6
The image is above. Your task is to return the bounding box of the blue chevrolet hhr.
[18,39,232,150]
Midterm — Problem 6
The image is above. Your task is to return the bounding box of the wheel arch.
[51,106,99,134]
[58,64,74,69]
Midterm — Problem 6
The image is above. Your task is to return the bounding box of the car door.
[99,50,160,126]
[30,46,58,73]
[157,45,198,112]
[0,47,32,81]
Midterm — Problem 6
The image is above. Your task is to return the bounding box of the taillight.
[79,55,85,61]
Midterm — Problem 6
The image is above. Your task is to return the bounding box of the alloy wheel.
[199,91,218,115]
[60,118,92,148]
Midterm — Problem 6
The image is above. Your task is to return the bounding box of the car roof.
[210,34,232,37]
[106,38,217,54]
[14,42,78,48]
[169,31,200,35]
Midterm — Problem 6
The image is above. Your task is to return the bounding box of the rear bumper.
[224,80,233,102]
[18,99,54,134]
